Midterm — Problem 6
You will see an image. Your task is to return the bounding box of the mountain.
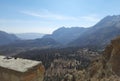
[43,15,120,48]
[43,27,87,44]
[0,30,19,45]
[69,15,120,48]
[93,15,120,28]
[15,33,45,40]
[1,15,120,54]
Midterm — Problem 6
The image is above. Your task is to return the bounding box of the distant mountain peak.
[69,15,120,48]
[94,15,120,28]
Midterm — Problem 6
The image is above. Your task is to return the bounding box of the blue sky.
[0,0,120,34]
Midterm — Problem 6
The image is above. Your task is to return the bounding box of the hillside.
[43,27,87,44]
[42,15,120,49]
[0,31,19,45]
[69,15,120,48]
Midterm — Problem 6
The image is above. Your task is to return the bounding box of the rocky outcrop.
[110,37,120,76]
[0,56,45,81]
[78,36,120,81]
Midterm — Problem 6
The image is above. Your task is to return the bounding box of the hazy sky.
[0,0,120,34]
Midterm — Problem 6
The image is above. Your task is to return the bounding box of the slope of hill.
[43,15,120,48]
[69,15,120,48]
[0,31,19,45]
[43,27,87,44]
[15,33,45,40]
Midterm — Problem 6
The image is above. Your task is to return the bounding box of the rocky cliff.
[78,36,120,81]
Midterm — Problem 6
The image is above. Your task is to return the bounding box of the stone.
[0,55,45,81]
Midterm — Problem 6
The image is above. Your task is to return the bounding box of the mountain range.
[44,15,120,48]
[1,15,120,49]
[69,15,120,48]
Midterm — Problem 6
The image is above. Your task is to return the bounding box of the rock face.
[110,37,120,76]
[78,36,120,81]
[0,56,45,81]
